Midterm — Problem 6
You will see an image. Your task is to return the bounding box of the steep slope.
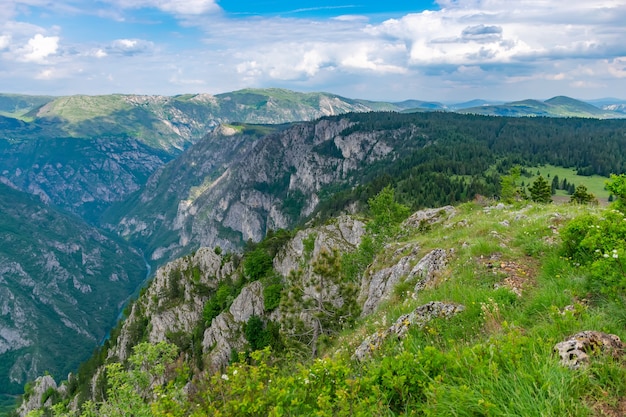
[106,112,626,266]
[0,89,410,222]
[0,183,147,407]
[0,94,54,119]
[105,115,418,262]
[0,136,171,222]
[21,199,626,416]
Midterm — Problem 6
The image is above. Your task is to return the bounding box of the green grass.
[525,164,611,202]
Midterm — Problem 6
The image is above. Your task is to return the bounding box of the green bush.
[263,282,283,311]
[561,210,626,302]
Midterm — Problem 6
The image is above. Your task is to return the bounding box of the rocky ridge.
[108,116,430,264]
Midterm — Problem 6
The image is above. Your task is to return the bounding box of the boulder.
[554,331,624,369]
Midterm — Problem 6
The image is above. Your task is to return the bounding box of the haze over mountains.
[2,88,626,414]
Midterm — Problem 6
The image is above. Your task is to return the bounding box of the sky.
[1,0,625,102]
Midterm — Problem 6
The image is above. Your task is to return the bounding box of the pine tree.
[500,166,521,203]
[529,175,552,203]
[551,175,559,195]
[570,184,597,205]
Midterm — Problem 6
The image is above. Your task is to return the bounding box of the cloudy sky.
[1,0,625,102]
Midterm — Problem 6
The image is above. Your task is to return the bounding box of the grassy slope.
[321,201,626,415]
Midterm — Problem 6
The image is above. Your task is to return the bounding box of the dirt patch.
[478,254,538,296]
[591,397,626,417]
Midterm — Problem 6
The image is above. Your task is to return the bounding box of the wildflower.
[233,370,238,376]
[221,374,229,381]
[603,253,609,258]
[613,253,619,259]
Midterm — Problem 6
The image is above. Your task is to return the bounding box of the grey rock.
[360,245,420,316]
[229,281,265,323]
[17,375,57,417]
[410,249,449,293]
[353,301,465,361]
[403,206,456,230]
[554,331,624,369]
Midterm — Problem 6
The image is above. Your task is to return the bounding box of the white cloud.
[2,0,626,100]
[0,34,10,49]
[107,0,220,15]
[607,57,626,78]
[108,38,155,56]
[18,34,59,63]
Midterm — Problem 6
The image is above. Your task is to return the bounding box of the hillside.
[103,112,626,266]
[0,89,412,221]
[18,194,626,416]
[0,184,147,413]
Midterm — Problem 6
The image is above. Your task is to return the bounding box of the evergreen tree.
[529,175,552,203]
[551,175,559,195]
[570,184,597,205]
[500,166,521,203]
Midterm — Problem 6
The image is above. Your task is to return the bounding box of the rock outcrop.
[16,375,60,417]
[360,247,450,316]
[403,206,456,230]
[354,301,465,361]
[110,248,232,362]
[202,281,265,371]
[554,331,624,369]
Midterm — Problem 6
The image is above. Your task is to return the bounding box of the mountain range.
[2,88,626,414]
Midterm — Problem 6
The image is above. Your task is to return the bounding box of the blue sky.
[1,0,625,102]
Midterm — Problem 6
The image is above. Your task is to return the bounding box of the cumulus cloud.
[2,0,626,99]
[18,34,59,63]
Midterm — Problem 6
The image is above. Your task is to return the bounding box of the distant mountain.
[0,183,147,402]
[103,112,626,265]
[459,96,626,118]
[393,100,447,111]
[0,94,54,119]
[0,89,407,221]
[586,98,626,115]
[448,99,505,110]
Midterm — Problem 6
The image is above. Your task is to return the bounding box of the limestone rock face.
[202,281,265,371]
[353,301,465,361]
[17,375,57,417]
[359,247,450,317]
[410,248,449,293]
[274,216,366,278]
[111,248,232,362]
[554,331,624,369]
[403,206,456,230]
[111,115,409,264]
[229,281,265,323]
[359,245,420,316]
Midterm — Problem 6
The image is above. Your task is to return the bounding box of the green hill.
[461,96,625,118]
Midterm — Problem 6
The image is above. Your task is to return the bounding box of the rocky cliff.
[107,115,428,263]
[0,183,147,401]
